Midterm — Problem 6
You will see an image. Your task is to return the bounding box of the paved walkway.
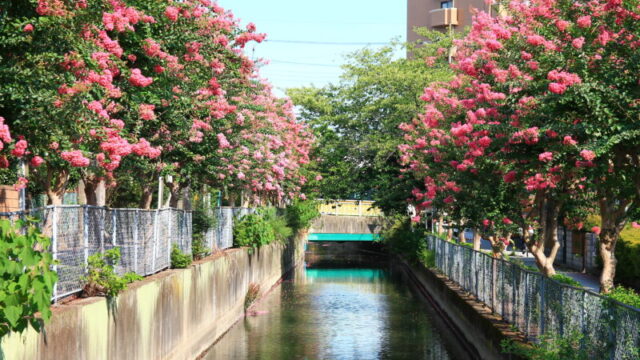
[459,232,601,292]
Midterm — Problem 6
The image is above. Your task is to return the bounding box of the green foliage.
[501,332,595,360]
[606,286,640,309]
[171,244,192,269]
[382,215,428,264]
[260,207,293,242]
[551,274,583,288]
[615,238,640,289]
[285,199,320,232]
[0,219,57,337]
[287,30,456,213]
[82,248,141,298]
[191,233,209,261]
[509,258,540,273]
[418,248,436,268]
[233,211,276,251]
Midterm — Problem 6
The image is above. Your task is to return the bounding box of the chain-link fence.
[0,205,192,302]
[426,235,640,359]
[202,206,254,251]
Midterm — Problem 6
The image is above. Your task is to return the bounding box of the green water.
[201,266,463,360]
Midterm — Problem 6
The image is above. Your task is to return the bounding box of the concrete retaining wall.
[395,259,524,360]
[1,233,306,360]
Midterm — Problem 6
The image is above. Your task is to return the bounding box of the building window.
[441,1,453,8]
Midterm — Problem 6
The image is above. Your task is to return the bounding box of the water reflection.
[202,265,459,360]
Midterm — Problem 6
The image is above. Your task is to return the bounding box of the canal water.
[201,264,469,360]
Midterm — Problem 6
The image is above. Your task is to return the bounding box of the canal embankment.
[0,232,306,360]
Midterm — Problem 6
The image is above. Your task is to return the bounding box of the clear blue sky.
[218,0,407,95]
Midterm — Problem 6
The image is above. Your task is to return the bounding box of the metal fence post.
[83,206,89,271]
[112,210,117,246]
[167,209,172,267]
[540,276,546,335]
[152,209,158,272]
[133,210,139,274]
[52,206,58,302]
[99,208,105,253]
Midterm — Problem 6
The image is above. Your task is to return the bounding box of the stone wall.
[0,233,306,360]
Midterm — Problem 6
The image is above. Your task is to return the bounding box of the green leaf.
[4,305,21,327]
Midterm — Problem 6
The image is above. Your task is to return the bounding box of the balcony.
[429,8,459,27]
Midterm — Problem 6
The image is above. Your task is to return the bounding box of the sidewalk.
[460,232,601,292]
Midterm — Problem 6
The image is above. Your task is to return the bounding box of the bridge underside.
[308,233,380,242]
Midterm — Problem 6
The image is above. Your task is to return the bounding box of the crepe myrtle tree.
[400,0,640,285]
[0,0,314,207]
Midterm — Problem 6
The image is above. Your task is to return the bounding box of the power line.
[266,39,391,46]
[268,60,342,67]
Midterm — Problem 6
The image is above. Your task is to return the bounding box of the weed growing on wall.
[0,219,57,337]
[171,245,192,269]
[82,248,142,298]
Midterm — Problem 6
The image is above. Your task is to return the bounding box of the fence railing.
[426,235,640,359]
[318,199,383,217]
[0,205,253,303]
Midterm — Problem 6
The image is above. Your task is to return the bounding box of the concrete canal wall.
[0,233,306,360]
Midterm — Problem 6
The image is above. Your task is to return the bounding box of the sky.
[217,0,407,96]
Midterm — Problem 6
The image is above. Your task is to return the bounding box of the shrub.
[191,233,209,260]
[191,201,218,260]
[171,244,192,269]
[501,332,596,360]
[0,219,57,337]
[551,274,582,288]
[233,212,276,251]
[418,248,436,268]
[606,286,640,309]
[260,207,292,242]
[285,199,319,232]
[82,248,142,298]
[382,215,428,264]
[614,237,640,290]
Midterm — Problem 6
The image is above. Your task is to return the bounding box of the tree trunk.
[598,196,628,293]
[42,167,69,205]
[599,229,617,293]
[83,177,106,206]
[472,229,482,251]
[165,180,181,208]
[446,226,453,241]
[139,185,154,209]
[526,194,562,277]
[458,223,466,244]
[437,216,444,235]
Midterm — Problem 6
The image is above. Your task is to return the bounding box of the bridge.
[308,200,384,242]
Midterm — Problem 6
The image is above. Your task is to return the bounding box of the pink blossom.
[315,175,323,181]
[61,150,90,167]
[129,68,153,87]
[411,215,421,223]
[23,24,34,32]
[30,156,44,167]
[11,139,28,157]
[502,217,513,225]
[555,20,569,31]
[591,226,601,235]
[538,152,553,162]
[217,133,231,149]
[576,16,592,28]
[14,177,28,191]
[138,104,156,120]
[503,171,517,183]
[548,82,566,94]
[165,6,179,22]
[572,37,585,49]
[580,149,596,161]
[632,222,640,229]
[563,136,577,146]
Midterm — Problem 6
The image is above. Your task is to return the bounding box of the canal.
[200,263,472,360]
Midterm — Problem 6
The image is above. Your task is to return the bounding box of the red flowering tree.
[401,0,640,288]
[0,0,313,207]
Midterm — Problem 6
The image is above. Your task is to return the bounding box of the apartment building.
[407,0,492,43]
